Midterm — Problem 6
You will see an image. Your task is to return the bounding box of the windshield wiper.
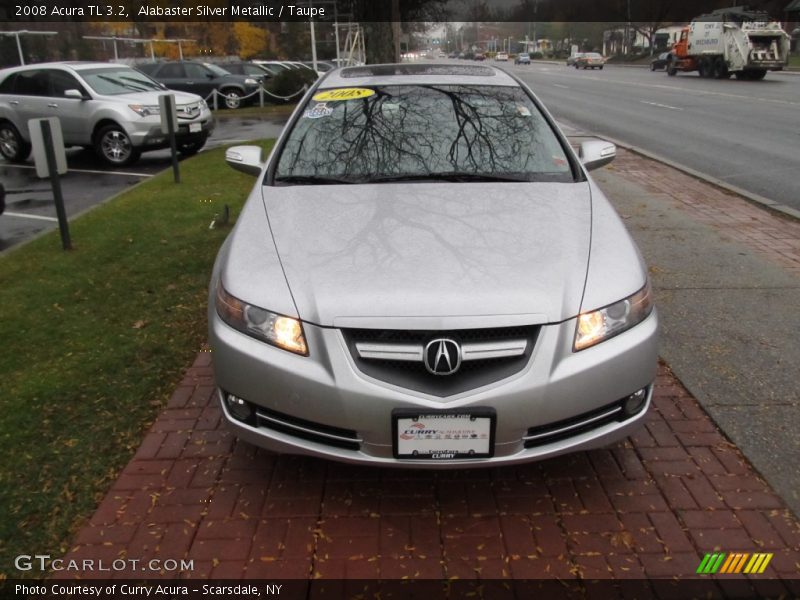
[119,75,160,90]
[273,175,356,185]
[366,172,532,183]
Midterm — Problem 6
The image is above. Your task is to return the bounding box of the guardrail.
[202,83,309,110]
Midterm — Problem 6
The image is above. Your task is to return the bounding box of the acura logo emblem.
[424,338,462,376]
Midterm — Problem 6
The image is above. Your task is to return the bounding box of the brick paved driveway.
[59,354,800,593]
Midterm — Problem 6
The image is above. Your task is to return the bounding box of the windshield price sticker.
[396,413,493,459]
[312,88,375,102]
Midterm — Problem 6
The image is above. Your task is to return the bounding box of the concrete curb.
[597,134,800,222]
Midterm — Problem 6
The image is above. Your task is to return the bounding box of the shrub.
[264,68,317,103]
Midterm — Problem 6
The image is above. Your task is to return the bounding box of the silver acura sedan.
[209,64,658,467]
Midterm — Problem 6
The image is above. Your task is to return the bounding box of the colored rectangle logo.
[697,552,772,574]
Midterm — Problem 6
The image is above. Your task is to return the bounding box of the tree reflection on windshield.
[274,85,573,184]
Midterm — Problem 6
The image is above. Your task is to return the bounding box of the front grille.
[255,407,361,451]
[342,326,539,397]
[177,103,201,120]
[523,399,633,448]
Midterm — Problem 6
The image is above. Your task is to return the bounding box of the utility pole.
[309,0,318,71]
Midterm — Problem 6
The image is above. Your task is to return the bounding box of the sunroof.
[340,64,496,78]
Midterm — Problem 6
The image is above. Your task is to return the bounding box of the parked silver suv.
[0,62,214,166]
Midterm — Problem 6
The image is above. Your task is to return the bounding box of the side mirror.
[225,145,264,176]
[579,140,616,171]
[64,89,87,100]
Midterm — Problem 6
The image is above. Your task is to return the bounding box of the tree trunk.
[364,22,397,64]
[360,0,399,64]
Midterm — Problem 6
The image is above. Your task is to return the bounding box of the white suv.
[0,62,214,166]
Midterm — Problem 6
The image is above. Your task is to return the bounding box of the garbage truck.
[667,7,790,80]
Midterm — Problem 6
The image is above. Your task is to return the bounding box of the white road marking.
[641,100,683,111]
[3,211,58,222]
[552,83,570,89]
[0,163,153,177]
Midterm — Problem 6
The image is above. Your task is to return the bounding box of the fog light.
[226,393,253,422]
[622,387,648,417]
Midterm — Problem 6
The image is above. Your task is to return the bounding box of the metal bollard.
[213,90,218,111]
[259,86,264,108]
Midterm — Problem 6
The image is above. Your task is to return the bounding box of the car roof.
[318,63,519,88]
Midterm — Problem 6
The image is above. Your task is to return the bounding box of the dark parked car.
[136,61,261,109]
[473,52,486,61]
[217,62,273,83]
[650,52,670,71]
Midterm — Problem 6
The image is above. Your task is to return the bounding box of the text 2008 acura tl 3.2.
[209,64,658,467]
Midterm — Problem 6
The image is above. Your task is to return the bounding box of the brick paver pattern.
[610,149,800,278]
[59,354,800,589]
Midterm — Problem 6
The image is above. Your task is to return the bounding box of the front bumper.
[126,110,215,149]
[209,309,658,467]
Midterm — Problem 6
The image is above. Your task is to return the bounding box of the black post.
[165,99,180,183]
[41,119,71,251]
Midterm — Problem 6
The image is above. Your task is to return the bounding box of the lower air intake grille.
[255,407,361,451]
[523,399,631,448]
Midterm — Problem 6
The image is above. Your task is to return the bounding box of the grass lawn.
[0,140,273,577]
[788,55,800,69]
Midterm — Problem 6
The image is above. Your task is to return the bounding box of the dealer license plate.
[189,122,202,132]
[393,410,495,460]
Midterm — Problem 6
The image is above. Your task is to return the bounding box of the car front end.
[208,65,658,467]
[124,96,215,150]
[74,65,215,152]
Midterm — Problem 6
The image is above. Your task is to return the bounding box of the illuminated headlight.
[128,104,160,117]
[574,282,653,351]
[215,283,308,355]
[244,78,258,85]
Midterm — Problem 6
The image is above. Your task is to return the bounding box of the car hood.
[263,182,592,328]
[101,90,204,105]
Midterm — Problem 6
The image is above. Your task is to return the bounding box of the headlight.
[244,78,258,85]
[215,283,308,355]
[199,98,208,109]
[574,282,653,351]
[128,104,160,117]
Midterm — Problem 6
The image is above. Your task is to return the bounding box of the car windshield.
[205,64,231,76]
[273,84,573,185]
[586,53,602,58]
[80,68,163,94]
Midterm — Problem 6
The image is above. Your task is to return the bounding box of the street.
[504,62,800,211]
